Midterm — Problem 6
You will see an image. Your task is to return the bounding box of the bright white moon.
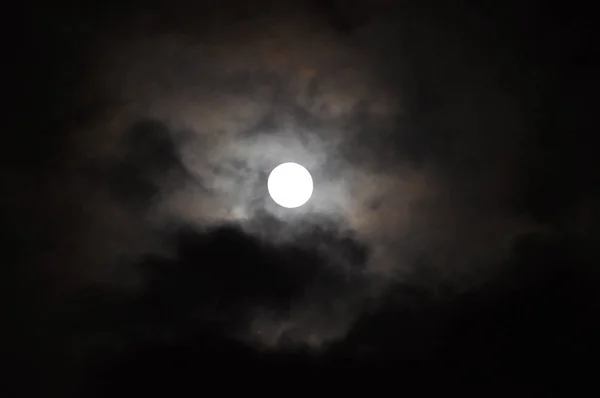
[267,162,313,208]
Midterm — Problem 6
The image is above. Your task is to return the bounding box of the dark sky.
[5,0,598,395]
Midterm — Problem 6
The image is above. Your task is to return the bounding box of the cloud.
[63,221,370,357]
[16,2,557,365]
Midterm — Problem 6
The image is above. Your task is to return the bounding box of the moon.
[267,162,314,208]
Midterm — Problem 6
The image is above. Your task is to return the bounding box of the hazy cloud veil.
[34,1,546,355]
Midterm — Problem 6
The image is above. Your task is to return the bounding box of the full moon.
[267,162,313,208]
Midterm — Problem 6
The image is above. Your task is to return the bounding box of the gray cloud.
[33,2,549,354]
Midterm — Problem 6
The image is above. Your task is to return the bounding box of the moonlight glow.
[267,162,313,208]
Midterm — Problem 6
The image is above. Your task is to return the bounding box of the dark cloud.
[42,221,370,394]
[74,232,599,395]
[77,220,368,340]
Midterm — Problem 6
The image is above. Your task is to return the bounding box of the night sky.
[5,0,598,395]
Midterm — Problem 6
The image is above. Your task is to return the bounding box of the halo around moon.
[267,162,313,208]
